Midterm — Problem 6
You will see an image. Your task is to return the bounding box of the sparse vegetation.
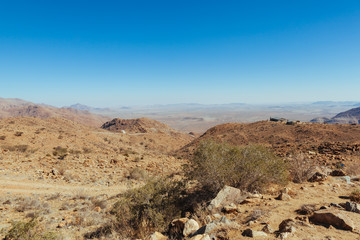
[82,147,92,154]
[350,189,360,203]
[129,167,148,180]
[4,217,60,240]
[187,140,288,194]
[109,177,185,238]
[288,152,316,183]
[52,146,68,159]
[1,144,29,152]
[14,131,23,137]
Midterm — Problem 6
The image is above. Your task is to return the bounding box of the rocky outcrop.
[310,209,354,230]
[208,186,247,211]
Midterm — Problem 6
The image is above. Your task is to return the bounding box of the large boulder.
[242,228,268,237]
[183,219,200,237]
[310,209,354,230]
[169,218,188,237]
[149,232,168,240]
[192,216,235,236]
[208,186,247,211]
[278,219,296,233]
[308,171,327,182]
[345,202,360,213]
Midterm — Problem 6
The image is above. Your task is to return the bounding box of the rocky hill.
[179,120,360,168]
[0,97,110,127]
[311,106,360,124]
[101,117,194,152]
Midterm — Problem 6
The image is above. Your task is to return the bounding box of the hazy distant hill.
[69,103,110,112]
[311,106,360,124]
[0,97,110,127]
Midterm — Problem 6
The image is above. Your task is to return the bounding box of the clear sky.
[1,0,359,107]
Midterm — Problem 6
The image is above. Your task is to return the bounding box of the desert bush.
[186,140,288,194]
[69,149,81,155]
[2,145,29,152]
[4,217,60,240]
[350,189,360,203]
[14,131,23,137]
[0,135,6,140]
[52,146,68,160]
[288,152,316,183]
[129,167,148,180]
[15,197,49,212]
[82,147,92,154]
[110,177,185,238]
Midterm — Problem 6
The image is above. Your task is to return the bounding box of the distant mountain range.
[311,106,360,124]
[0,98,110,127]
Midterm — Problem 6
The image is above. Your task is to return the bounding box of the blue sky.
[0,0,359,107]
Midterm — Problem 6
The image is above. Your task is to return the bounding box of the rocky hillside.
[311,106,360,124]
[179,121,360,168]
[0,97,110,127]
[101,117,194,152]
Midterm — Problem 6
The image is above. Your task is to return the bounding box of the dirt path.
[0,177,128,196]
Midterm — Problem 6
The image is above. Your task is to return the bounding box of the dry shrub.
[14,131,23,137]
[4,217,60,240]
[2,145,29,152]
[246,209,266,222]
[288,152,316,183]
[296,204,317,215]
[52,146,68,160]
[82,147,92,154]
[73,189,89,200]
[129,167,148,180]
[15,197,49,212]
[109,177,185,238]
[187,140,288,194]
[350,189,360,203]
[0,135,6,140]
[47,193,61,201]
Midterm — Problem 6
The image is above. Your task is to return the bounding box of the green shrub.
[110,178,184,238]
[4,217,60,240]
[187,140,288,194]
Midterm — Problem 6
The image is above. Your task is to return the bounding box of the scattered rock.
[330,203,343,209]
[308,172,327,182]
[192,216,234,236]
[296,204,317,215]
[208,185,247,211]
[275,192,291,201]
[345,202,360,214]
[169,218,188,236]
[310,209,354,231]
[330,169,346,176]
[189,234,211,240]
[183,219,200,237]
[261,224,274,233]
[335,176,352,184]
[223,203,238,213]
[149,232,168,240]
[242,228,268,237]
[278,219,296,233]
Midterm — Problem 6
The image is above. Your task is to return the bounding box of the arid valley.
[2,98,360,239]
